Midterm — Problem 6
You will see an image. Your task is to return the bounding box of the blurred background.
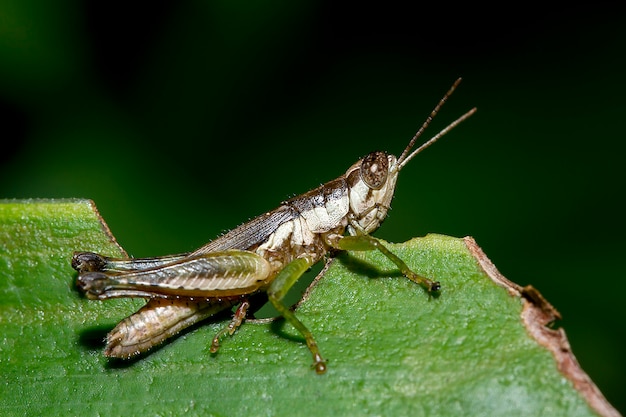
[0,1,624,412]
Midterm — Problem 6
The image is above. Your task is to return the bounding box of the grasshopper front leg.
[267,257,327,374]
[331,234,441,293]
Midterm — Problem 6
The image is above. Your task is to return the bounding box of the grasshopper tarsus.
[209,338,221,354]
[73,79,474,373]
[409,272,441,294]
[313,354,327,374]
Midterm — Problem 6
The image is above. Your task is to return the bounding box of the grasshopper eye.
[360,151,389,190]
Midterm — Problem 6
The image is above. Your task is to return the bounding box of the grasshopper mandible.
[73,78,476,374]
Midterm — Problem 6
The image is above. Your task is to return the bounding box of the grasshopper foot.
[429,281,441,293]
[313,353,327,374]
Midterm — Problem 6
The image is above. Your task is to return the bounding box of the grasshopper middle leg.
[268,257,327,374]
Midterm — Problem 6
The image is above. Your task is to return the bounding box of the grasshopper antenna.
[398,107,476,169]
[397,78,476,169]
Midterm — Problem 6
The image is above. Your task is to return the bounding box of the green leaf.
[0,200,618,416]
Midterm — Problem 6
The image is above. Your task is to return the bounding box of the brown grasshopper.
[73,78,476,374]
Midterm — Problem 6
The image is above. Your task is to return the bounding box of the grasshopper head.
[345,78,476,235]
[344,152,399,234]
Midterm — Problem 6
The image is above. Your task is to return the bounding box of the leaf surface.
[0,200,617,416]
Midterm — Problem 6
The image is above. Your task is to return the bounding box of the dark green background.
[0,2,624,413]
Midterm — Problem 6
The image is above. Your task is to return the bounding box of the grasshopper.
[73,78,476,374]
